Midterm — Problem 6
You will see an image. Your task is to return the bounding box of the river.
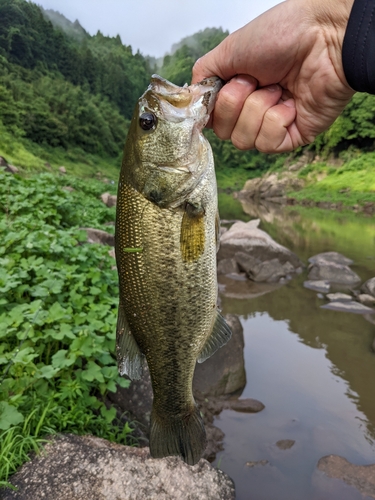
[215,194,375,500]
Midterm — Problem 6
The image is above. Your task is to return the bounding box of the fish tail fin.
[150,405,206,466]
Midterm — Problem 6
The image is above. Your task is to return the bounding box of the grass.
[0,121,121,181]
[288,152,375,206]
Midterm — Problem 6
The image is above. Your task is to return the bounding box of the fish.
[115,74,231,466]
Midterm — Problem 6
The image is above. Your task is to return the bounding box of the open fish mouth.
[141,74,223,128]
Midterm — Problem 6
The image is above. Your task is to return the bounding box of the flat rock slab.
[308,261,361,286]
[326,293,353,302]
[308,252,354,266]
[317,455,375,498]
[361,277,375,298]
[321,301,375,314]
[304,280,331,293]
[4,434,235,500]
[226,398,265,413]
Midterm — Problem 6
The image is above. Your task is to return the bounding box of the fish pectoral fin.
[116,303,144,380]
[180,202,205,263]
[197,311,232,363]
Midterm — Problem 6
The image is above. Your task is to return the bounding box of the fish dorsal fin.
[116,302,144,380]
[197,311,232,363]
[180,203,205,262]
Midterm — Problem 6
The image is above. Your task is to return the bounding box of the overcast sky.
[33,0,281,58]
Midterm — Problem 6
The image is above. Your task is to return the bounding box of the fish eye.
[139,112,157,131]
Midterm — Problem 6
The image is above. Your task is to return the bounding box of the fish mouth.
[144,74,223,128]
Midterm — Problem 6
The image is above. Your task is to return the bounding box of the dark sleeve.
[342,0,375,93]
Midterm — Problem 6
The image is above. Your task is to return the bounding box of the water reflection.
[215,197,375,499]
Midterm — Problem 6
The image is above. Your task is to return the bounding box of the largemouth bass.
[115,74,231,465]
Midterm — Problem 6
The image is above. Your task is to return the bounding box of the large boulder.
[308,251,360,286]
[193,314,246,397]
[4,434,235,500]
[218,220,303,282]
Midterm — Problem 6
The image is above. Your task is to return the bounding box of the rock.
[326,293,352,302]
[108,248,116,259]
[275,439,295,450]
[308,261,361,286]
[80,228,114,246]
[0,155,8,166]
[5,164,19,174]
[217,258,239,275]
[236,253,288,283]
[246,460,269,468]
[321,301,375,314]
[218,220,303,273]
[304,280,330,293]
[101,192,117,208]
[361,277,375,298]
[228,399,265,413]
[193,315,246,397]
[317,455,375,499]
[62,186,75,192]
[308,251,354,266]
[358,294,375,306]
[44,162,52,169]
[4,434,235,500]
[58,166,67,174]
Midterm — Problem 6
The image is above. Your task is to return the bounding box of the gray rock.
[321,301,375,314]
[80,227,115,247]
[218,220,303,271]
[58,166,67,174]
[246,460,269,468]
[361,277,375,298]
[101,192,117,208]
[235,252,291,283]
[228,399,265,413]
[275,439,295,450]
[304,280,330,293]
[217,258,239,275]
[4,434,235,500]
[358,294,375,306]
[193,315,246,398]
[308,261,361,286]
[326,293,353,302]
[5,164,19,174]
[317,455,375,499]
[308,252,354,266]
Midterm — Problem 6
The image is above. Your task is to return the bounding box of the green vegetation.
[289,152,375,206]
[0,170,133,486]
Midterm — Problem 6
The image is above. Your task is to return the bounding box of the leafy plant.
[0,170,133,485]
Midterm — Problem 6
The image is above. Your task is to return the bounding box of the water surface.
[216,199,375,499]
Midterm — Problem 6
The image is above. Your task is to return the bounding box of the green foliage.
[161,28,228,86]
[289,152,375,206]
[0,170,133,484]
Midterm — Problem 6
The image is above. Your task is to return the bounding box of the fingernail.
[266,84,281,92]
[283,98,296,108]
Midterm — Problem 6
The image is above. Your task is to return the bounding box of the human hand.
[192,0,356,153]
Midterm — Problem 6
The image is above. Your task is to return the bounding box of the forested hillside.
[0,0,375,186]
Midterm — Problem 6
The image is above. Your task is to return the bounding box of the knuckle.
[231,132,252,151]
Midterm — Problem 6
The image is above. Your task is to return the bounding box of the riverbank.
[238,151,375,215]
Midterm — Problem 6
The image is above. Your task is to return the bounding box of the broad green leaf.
[0,402,24,430]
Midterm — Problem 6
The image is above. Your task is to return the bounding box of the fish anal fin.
[197,311,232,363]
[116,302,144,380]
[150,405,206,465]
[180,203,205,263]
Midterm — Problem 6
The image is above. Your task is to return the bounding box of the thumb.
[191,37,238,84]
